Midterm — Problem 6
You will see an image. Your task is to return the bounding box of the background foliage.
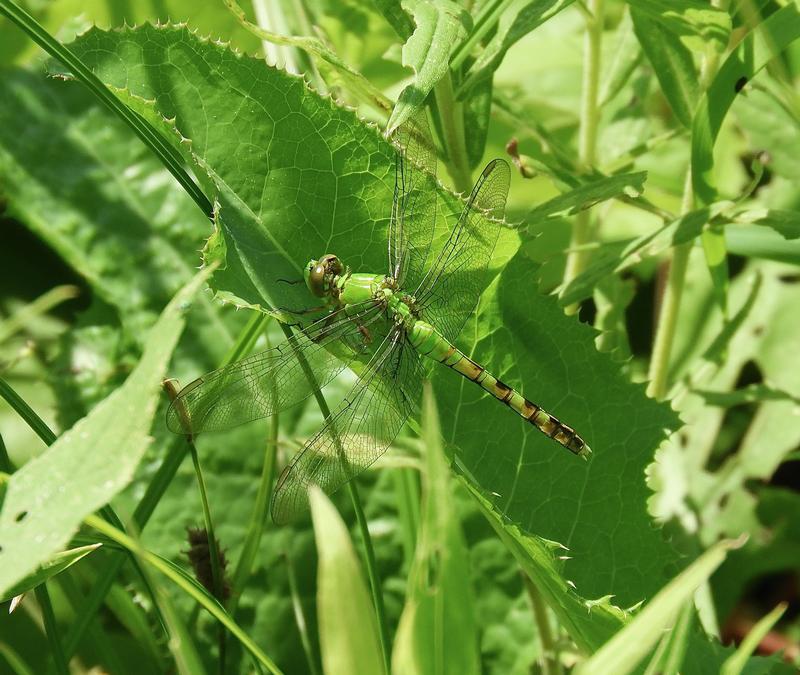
[0,1,799,674]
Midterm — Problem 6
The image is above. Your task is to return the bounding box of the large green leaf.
[576,539,737,675]
[0,269,209,597]
[60,23,448,314]
[438,250,680,607]
[62,24,678,610]
[464,480,628,653]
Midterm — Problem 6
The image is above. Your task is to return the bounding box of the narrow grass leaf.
[630,9,698,128]
[0,268,211,597]
[720,602,787,675]
[520,171,647,234]
[575,538,741,675]
[310,487,385,675]
[392,383,479,675]
[626,0,731,53]
[1,544,101,602]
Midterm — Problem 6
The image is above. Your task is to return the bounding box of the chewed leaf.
[438,251,680,609]
[386,0,470,133]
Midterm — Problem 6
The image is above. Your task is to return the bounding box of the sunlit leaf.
[310,487,385,675]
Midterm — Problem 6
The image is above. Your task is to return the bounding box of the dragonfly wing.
[388,114,438,289]
[166,301,385,435]
[414,159,510,343]
[271,329,422,524]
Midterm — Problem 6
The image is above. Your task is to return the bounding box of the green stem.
[279,322,391,674]
[524,576,562,675]
[187,442,227,675]
[285,552,321,675]
[562,0,604,298]
[0,377,57,445]
[433,73,472,194]
[0,0,211,218]
[230,327,278,616]
[647,173,695,399]
[34,585,69,675]
[646,6,724,399]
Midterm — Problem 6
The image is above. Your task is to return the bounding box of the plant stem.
[562,0,604,300]
[285,552,321,675]
[230,327,279,616]
[279,321,391,674]
[646,8,724,399]
[34,584,69,675]
[524,575,562,675]
[433,73,472,194]
[187,440,227,675]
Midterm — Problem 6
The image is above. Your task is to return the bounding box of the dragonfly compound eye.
[320,254,343,276]
[306,262,327,297]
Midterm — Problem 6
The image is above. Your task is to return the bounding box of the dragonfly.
[167,117,591,524]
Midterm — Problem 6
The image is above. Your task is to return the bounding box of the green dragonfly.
[167,118,591,524]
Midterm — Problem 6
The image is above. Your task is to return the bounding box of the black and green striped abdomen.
[409,320,591,458]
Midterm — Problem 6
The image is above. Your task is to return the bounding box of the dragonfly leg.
[358,324,373,344]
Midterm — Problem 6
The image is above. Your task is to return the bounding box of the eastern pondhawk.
[167,119,591,524]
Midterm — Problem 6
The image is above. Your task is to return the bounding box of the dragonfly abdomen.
[410,321,591,459]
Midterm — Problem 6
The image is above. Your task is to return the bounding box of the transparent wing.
[414,159,511,343]
[271,329,422,524]
[388,114,439,289]
[166,301,385,435]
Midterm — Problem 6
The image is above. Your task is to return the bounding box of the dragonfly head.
[305,254,343,298]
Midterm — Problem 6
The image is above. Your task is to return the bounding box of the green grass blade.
[1,544,101,602]
[309,487,386,675]
[720,602,787,675]
[630,9,698,128]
